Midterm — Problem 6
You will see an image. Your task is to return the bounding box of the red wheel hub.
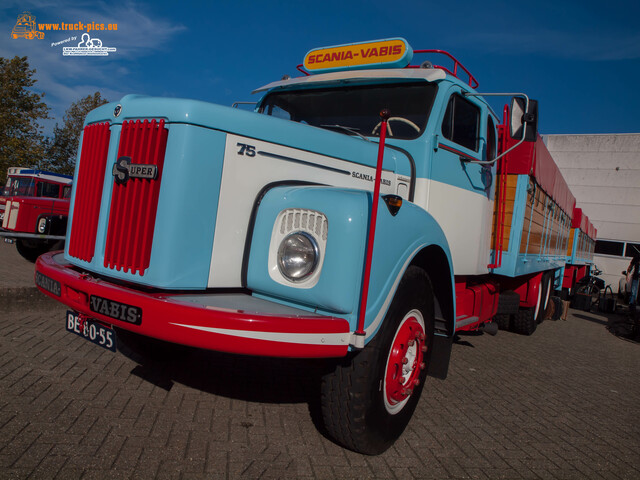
[385,315,426,407]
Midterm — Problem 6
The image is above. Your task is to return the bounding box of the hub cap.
[383,310,426,415]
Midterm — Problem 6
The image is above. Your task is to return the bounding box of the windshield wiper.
[320,124,371,142]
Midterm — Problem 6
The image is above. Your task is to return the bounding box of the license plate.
[66,310,116,352]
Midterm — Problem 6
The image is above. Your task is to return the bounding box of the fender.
[361,196,454,341]
[246,185,454,345]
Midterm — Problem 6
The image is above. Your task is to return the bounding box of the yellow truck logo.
[11,11,44,40]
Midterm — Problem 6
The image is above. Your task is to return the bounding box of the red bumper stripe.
[35,252,351,358]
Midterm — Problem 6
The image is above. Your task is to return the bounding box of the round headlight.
[277,232,319,282]
[37,218,47,234]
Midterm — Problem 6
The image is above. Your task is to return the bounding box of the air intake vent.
[68,122,111,262]
[104,119,168,275]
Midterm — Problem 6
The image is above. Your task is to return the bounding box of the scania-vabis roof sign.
[303,38,413,73]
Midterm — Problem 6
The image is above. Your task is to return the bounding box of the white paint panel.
[170,322,350,346]
[420,178,493,275]
[209,134,397,287]
[6,202,19,230]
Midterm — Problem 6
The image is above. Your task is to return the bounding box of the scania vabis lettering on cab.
[35,38,586,454]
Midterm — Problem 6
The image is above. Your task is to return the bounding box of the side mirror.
[622,271,627,275]
[510,97,538,142]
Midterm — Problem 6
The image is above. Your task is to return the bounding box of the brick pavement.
[0,242,37,289]
[0,242,52,310]
[1,297,639,479]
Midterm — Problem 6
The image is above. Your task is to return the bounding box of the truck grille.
[68,122,111,262]
[104,119,168,276]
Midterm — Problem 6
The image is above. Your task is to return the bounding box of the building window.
[594,240,624,257]
[625,242,640,258]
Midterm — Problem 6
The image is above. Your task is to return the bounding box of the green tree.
[0,56,50,184]
[47,92,108,174]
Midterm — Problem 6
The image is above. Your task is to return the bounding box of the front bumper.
[0,228,65,241]
[35,252,351,358]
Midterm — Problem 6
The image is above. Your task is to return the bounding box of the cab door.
[427,86,497,275]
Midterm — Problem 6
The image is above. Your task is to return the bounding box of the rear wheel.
[320,266,434,455]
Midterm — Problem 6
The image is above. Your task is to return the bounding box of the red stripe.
[68,122,110,262]
[36,252,350,358]
[104,119,168,276]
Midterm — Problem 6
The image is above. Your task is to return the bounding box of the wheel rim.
[533,278,543,320]
[543,276,551,311]
[383,309,426,415]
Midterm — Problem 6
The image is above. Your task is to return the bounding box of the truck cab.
[1,167,72,261]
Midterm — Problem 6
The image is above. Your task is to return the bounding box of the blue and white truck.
[35,38,579,454]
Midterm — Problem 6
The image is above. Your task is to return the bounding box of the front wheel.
[320,266,435,455]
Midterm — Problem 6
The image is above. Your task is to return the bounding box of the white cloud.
[2,2,186,134]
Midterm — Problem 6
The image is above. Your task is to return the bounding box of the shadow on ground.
[575,304,639,345]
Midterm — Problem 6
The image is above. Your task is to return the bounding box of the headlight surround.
[37,217,48,234]
[277,232,319,282]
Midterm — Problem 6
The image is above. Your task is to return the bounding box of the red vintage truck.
[1,167,72,261]
[34,39,595,454]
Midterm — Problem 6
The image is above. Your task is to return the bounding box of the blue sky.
[2,0,639,136]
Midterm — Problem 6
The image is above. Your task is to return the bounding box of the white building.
[544,134,640,291]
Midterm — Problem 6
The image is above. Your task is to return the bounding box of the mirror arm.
[462,92,532,166]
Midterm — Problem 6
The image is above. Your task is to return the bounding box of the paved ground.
[1,243,640,479]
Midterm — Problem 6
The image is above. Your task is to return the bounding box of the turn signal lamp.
[383,195,403,216]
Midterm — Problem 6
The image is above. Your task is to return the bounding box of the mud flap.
[427,333,452,379]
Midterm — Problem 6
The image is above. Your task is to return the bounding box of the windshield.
[2,177,36,197]
[259,82,437,140]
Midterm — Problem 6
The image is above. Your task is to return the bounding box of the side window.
[41,182,60,198]
[441,94,480,151]
[486,115,496,161]
[63,186,72,199]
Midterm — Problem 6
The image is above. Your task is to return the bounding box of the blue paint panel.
[85,96,404,174]
[247,186,454,338]
[428,85,497,199]
[65,123,226,289]
[362,199,454,338]
[567,230,592,265]
[247,186,369,315]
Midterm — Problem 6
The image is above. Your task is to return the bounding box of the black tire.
[496,291,520,315]
[115,328,192,362]
[511,307,537,335]
[15,239,50,263]
[320,266,435,455]
[493,313,512,331]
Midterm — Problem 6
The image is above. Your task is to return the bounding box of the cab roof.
[253,68,447,94]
